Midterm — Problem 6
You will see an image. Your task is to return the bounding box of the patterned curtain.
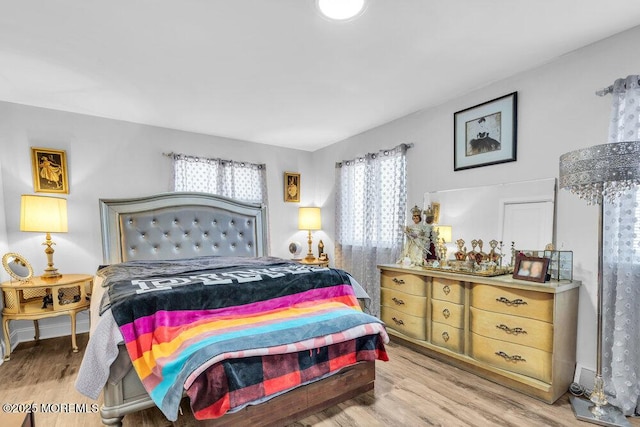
[335,143,409,317]
[602,75,640,415]
[170,153,268,206]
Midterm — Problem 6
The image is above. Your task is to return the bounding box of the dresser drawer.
[469,306,553,352]
[470,332,552,383]
[381,271,428,296]
[381,288,427,317]
[431,321,463,353]
[381,306,426,340]
[431,299,463,328]
[471,284,553,322]
[432,277,464,304]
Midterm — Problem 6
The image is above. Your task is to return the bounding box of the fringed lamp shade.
[559,141,640,205]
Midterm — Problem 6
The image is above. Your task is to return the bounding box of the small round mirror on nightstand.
[2,253,33,282]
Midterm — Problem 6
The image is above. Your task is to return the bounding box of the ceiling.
[2,1,640,152]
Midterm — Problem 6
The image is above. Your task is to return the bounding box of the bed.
[75,192,388,426]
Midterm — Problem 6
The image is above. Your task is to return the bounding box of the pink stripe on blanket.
[119,284,355,342]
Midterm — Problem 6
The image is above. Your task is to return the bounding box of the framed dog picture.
[31,147,69,194]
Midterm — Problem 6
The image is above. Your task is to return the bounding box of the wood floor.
[0,334,638,427]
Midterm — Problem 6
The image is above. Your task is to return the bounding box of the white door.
[500,200,554,265]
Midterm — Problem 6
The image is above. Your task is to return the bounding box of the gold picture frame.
[31,147,69,194]
[284,172,300,203]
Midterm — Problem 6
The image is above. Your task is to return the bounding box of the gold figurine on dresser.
[378,264,579,404]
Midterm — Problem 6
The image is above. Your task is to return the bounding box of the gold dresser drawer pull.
[391,317,405,326]
[496,324,527,335]
[495,297,528,306]
[495,351,526,363]
[392,278,405,285]
[442,285,451,295]
[442,308,451,319]
[391,297,405,305]
[442,331,450,342]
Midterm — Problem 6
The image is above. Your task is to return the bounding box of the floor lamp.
[559,140,640,427]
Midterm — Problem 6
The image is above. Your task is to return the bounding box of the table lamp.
[298,207,321,262]
[559,140,640,426]
[20,195,68,278]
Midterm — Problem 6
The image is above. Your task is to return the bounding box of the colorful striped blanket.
[103,258,388,421]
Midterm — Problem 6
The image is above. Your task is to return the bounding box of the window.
[171,154,268,205]
[336,155,405,247]
[334,143,409,317]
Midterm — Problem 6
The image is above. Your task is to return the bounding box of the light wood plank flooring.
[0,334,638,426]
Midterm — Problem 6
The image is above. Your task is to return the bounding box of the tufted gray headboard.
[99,192,269,264]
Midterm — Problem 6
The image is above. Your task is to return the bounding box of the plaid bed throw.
[188,334,388,420]
[103,258,389,421]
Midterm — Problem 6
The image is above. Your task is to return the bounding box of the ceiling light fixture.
[316,0,366,21]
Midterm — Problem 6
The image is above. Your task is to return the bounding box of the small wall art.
[284,172,300,203]
[31,147,69,194]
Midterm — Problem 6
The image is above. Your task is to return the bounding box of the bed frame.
[96,192,376,426]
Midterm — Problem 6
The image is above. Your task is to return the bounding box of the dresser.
[379,264,579,403]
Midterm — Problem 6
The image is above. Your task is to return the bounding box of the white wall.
[312,25,640,373]
[0,102,315,342]
[0,161,8,360]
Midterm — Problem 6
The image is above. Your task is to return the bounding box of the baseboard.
[0,312,90,363]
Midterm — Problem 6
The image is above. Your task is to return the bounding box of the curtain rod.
[596,76,640,97]
[163,152,265,168]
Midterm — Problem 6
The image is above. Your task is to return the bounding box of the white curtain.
[335,144,409,317]
[601,75,640,415]
[171,153,268,205]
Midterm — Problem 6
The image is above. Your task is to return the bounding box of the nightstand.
[298,258,329,267]
[1,274,92,361]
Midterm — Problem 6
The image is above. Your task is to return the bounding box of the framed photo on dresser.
[513,255,549,283]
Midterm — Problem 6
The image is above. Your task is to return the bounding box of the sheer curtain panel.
[170,153,268,205]
[335,143,409,317]
[601,75,640,415]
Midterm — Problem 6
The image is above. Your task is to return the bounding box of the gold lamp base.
[303,229,316,262]
[41,232,62,278]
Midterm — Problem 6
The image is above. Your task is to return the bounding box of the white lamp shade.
[436,225,452,243]
[20,195,68,233]
[298,207,321,230]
